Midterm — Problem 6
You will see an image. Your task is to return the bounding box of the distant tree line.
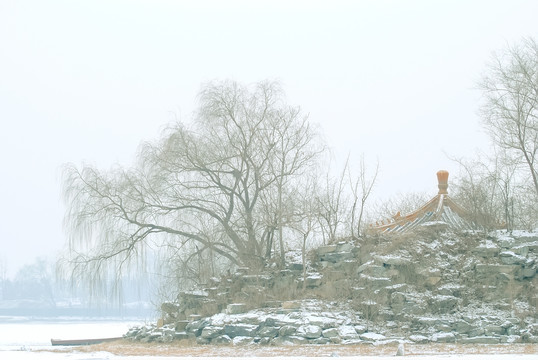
[0,257,154,316]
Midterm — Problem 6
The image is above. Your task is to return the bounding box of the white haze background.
[1,0,538,277]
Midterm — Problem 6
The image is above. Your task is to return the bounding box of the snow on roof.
[370,170,474,234]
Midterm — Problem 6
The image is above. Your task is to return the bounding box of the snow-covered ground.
[1,351,538,359]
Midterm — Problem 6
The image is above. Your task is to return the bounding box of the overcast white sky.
[1,0,538,277]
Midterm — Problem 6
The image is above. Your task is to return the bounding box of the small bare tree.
[316,161,349,244]
[288,177,321,290]
[478,37,538,196]
[451,148,538,231]
[451,154,503,229]
[348,155,378,238]
[372,191,430,222]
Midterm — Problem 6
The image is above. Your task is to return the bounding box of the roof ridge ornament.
[437,170,449,195]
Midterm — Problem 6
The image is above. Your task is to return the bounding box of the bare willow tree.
[62,80,323,285]
[348,155,378,238]
[479,37,538,196]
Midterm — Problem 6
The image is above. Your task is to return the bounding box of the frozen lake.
[0,317,536,359]
[0,316,141,349]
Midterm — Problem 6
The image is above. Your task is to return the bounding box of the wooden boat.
[50,337,123,346]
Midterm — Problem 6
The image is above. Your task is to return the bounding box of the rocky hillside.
[125,226,538,345]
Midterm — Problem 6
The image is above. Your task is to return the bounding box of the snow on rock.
[200,326,223,339]
[223,324,258,337]
[232,336,254,346]
[374,254,412,266]
[337,325,358,340]
[431,332,455,343]
[499,251,527,265]
[321,328,339,338]
[305,315,338,329]
[296,325,322,339]
[359,332,386,342]
[226,303,247,315]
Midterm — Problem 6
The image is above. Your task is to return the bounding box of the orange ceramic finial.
[437,170,449,195]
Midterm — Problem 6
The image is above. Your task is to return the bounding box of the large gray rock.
[279,325,297,336]
[431,332,455,343]
[359,332,386,342]
[196,336,211,345]
[338,325,358,340]
[512,244,530,257]
[322,328,339,338]
[281,300,301,309]
[213,334,232,344]
[320,251,354,263]
[485,325,504,336]
[409,334,429,343]
[501,335,521,343]
[316,245,338,255]
[173,331,191,340]
[311,337,331,344]
[520,268,536,278]
[500,251,527,265]
[308,315,338,329]
[527,336,538,343]
[296,324,322,339]
[224,324,258,338]
[336,242,355,253]
[415,317,438,327]
[201,326,223,339]
[274,335,309,345]
[475,264,519,276]
[304,274,323,288]
[468,327,485,337]
[454,320,473,333]
[175,320,189,331]
[354,325,367,334]
[288,263,303,271]
[374,254,412,266]
[185,319,209,333]
[232,336,254,346]
[257,326,279,338]
[390,292,406,312]
[360,274,392,288]
[429,295,458,313]
[357,263,387,277]
[459,336,500,344]
[226,303,247,314]
[263,317,284,327]
[473,244,500,258]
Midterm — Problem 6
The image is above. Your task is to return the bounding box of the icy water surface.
[0,316,140,358]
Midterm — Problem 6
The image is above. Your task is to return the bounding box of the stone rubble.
[124,228,538,345]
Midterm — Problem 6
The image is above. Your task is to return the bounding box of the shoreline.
[45,340,538,357]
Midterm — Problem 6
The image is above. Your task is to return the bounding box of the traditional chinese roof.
[370,170,474,233]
